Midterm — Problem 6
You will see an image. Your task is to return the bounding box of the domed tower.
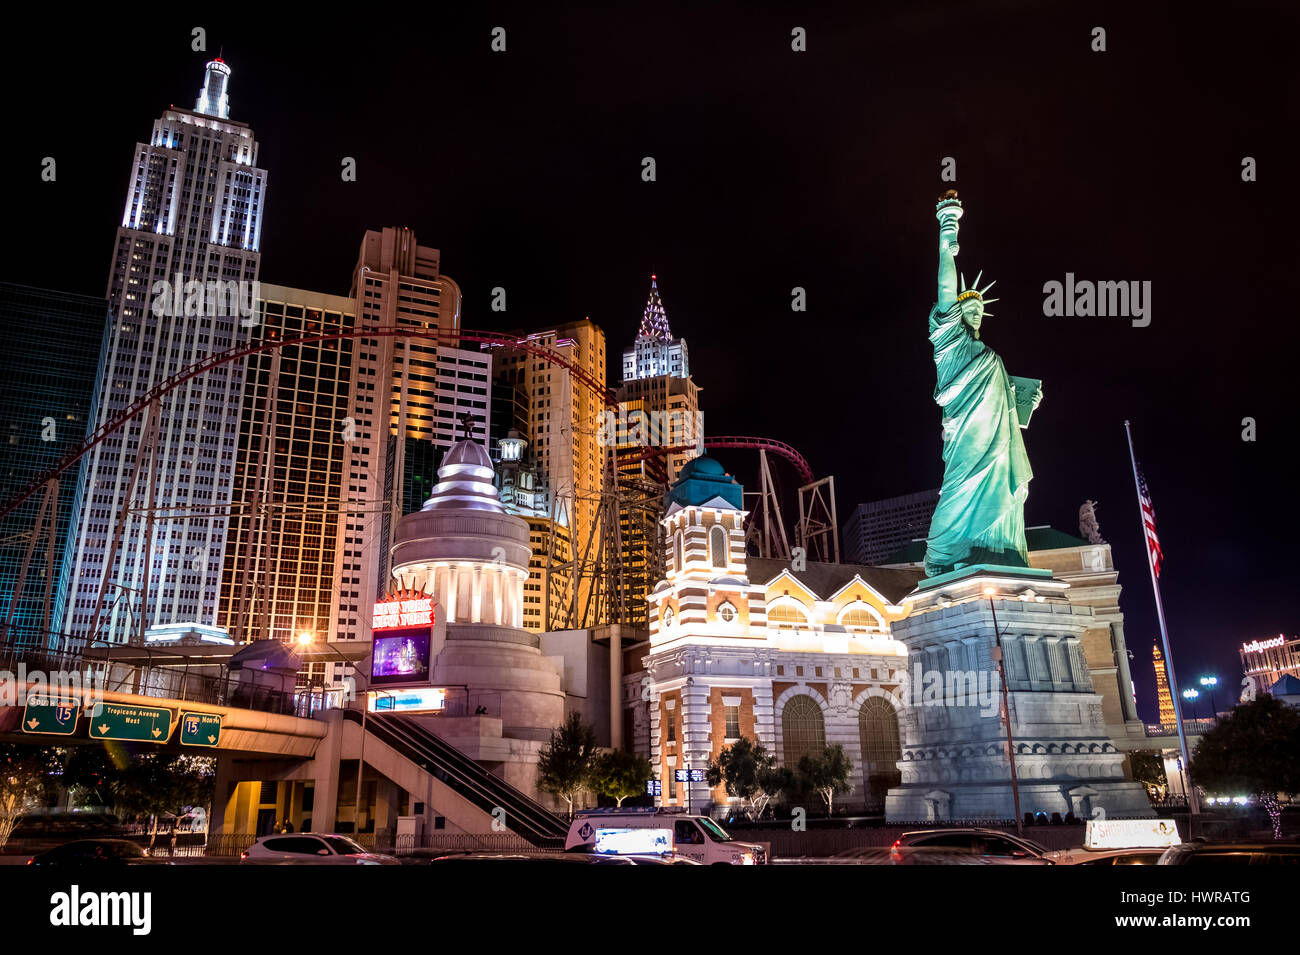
[651,456,751,642]
[389,437,564,793]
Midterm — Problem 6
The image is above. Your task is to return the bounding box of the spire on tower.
[195,57,232,119]
[637,275,673,343]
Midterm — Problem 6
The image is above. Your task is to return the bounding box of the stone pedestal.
[885,566,1153,822]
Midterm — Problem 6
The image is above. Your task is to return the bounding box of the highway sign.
[88,702,173,743]
[22,697,80,736]
[180,711,222,747]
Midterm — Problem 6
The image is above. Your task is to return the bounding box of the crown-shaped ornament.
[956,271,998,316]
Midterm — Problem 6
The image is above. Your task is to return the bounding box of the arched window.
[767,601,809,629]
[709,525,728,569]
[781,696,826,768]
[674,532,684,574]
[717,600,737,624]
[840,604,882,632]
[858,697,902,809]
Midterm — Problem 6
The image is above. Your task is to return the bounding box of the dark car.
[27,839,157,866]
[1158,843,1300,865]
[835,828,1054,865]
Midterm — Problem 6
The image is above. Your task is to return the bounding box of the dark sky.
[9,2,1297,721]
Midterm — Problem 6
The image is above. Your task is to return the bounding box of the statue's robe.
[923,301,1032,577]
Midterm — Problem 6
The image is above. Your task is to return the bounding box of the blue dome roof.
[678,456,726,478]
[668,455,743,510]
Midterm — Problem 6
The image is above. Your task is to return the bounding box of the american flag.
[1138,469,1164,577]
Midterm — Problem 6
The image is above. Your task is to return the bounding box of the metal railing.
[1144,718,1218,736]
[0,645,321,718]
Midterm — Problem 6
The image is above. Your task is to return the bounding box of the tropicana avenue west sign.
[88,702,174,743]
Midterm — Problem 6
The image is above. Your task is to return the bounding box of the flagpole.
[1124,420,1200,827]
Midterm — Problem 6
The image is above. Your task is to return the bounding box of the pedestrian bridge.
[0,645,328,757]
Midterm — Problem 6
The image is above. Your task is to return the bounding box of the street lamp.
[983,586,1023,837]
[1199,676,1219,721]
[1182,687,1200,720]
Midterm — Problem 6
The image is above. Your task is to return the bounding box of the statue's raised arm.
[936,191,962,310]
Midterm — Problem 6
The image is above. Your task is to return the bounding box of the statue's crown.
[957,272,998,315]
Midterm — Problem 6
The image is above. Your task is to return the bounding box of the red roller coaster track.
[0,325,815,522]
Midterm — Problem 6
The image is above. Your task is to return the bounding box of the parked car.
[863,828,1053,865]
[1157,842,1300,865]
[27,839,160,866]
[240,833,400,865]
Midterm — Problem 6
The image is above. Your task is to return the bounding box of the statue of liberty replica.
[925,191,1042,579]
[884,191,1153,824]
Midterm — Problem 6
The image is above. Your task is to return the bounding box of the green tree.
[706,736,790,818]
[756,764,795,817]
[798,744,854,815]
[1128,752,1168,799]
[537,713,600,817]
[592,749,653,807]
[63,750,215,823]
[0,743,60,848]
[1190,696,1300,839]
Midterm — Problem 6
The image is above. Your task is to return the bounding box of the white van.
[565,809,769,865]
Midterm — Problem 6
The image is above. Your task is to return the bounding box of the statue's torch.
[936,191,963,256]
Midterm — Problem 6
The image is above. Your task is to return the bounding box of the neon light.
[1241,636,1286,654]
[372,597,434,630]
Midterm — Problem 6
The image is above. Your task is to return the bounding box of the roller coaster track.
[0,324,815,522]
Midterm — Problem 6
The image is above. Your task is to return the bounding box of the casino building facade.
[638,457,923,812]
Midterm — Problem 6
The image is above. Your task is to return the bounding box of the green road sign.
[88,702,173,743]
[22,697,80,736]
[180,711,222,747]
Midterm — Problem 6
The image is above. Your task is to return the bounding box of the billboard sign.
[368,687,447,714]
[371,593,436,687]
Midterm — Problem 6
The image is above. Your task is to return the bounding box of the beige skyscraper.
[334,228,490,647]
[490,319,606,629]
[219,286,357,658]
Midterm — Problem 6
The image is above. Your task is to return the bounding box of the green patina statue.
[924,193,1043,578]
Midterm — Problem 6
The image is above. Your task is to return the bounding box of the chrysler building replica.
[64,58,267,647]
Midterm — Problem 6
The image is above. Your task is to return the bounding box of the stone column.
[209,754,239,835]
[1111,621,1141,723]
[609,624,623,748]
[471,564,483,623]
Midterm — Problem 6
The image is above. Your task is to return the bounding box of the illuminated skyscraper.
[218,285,357,654]
[487,320,606,630]
[63,58,267,648]
[1153,642,1176,726]
[615,277,702,628]
[335,227,489,645]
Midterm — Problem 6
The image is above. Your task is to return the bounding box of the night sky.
[9,3,1297,721]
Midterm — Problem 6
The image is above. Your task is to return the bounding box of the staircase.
[343,709,567,845]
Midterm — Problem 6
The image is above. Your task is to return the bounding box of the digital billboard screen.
[370,629,432,687]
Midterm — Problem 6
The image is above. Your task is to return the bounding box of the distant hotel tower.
[0,284,108,649]
[842,489,940,566]
[64,59,267,647]
[1153,642,1176,726]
